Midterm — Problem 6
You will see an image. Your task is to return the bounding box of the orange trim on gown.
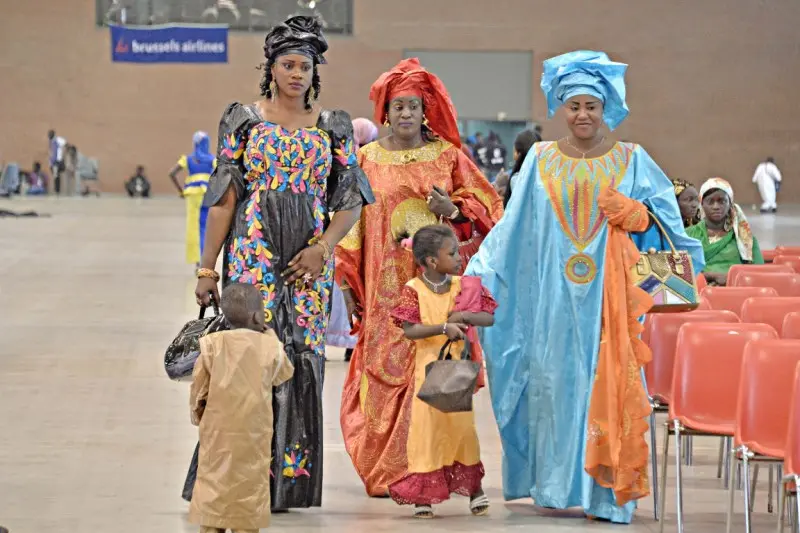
[335,140,502,495]
[587,188,653,505]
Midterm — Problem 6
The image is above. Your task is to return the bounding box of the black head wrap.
[263,16,328,64]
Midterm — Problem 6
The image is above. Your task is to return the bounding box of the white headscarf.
[699,177,754,262]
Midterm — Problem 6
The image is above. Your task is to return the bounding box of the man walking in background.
[752,156,782,213]
[47,130,67,196]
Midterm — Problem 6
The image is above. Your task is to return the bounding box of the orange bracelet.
[197,268,220,282]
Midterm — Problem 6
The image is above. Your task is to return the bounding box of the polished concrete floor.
[1,197,798,532]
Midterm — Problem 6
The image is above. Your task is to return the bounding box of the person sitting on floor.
[125,165,151,198]
[26,161,49,195]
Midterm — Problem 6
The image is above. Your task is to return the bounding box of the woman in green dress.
[686,177,764,286]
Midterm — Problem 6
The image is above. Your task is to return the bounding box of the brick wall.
[2,0,798,203]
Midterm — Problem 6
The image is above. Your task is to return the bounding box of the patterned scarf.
[699,177,754,262]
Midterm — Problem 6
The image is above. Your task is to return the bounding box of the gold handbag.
[631,213,700,313]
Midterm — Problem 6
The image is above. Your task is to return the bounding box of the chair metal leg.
[751,464,761,513]
[718,437,726,479]
[659,421,671,533]
[794,476,800,533]
[724,436,733,489]
[727,446,738,533]
[674,421,685,533]
[743,448,753,533]
[685,435,694,466]
[778,474,786,533]
[650,410,660,521]
[771,465,776,514]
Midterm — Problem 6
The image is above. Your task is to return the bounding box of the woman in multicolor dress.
[466,51,704,523]
[335,58,502,497]
[191,15,373,510]
[169,131,216,267]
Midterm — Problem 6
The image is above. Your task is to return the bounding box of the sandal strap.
[414,505,433,515]
[470,494,490,509]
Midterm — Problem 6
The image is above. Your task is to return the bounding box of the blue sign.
[110,24,228,64]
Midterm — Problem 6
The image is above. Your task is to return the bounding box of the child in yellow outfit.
[389,225,496,519]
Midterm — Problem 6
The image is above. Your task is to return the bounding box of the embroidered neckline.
[360,139,452,165]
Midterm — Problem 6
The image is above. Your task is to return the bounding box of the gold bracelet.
[340,281,351,291]
[316,239,332,260]
[197,268,220,282]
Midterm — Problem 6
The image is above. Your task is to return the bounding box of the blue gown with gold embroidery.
[465,141,704,523]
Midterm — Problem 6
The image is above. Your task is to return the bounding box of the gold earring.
[269,80,278,102]
[307,86,317,104]
[383,118,390,128]
[422,115,430,127]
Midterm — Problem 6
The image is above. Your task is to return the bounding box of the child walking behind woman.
[389,224,497,518]
[189,283,294,532]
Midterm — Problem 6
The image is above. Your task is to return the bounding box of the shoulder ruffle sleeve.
[203,102,260,207]
[390,284,421,327]
[480,284,498,314]
[317,109,375,211]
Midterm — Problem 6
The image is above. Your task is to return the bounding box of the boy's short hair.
[220,283,263,328]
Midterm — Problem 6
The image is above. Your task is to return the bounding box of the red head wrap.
[369,58,461,148]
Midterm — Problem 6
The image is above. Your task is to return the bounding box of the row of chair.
[763,247,800,264]
[645,260,800,531]
[649,321,800,532]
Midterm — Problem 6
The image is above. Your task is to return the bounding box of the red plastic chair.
[727,340,800,532]
[701,286,780,317]
[657,322,779,532]
[778,363,800,532]
[740,298,800,335]
[645,311,740,521]
[783,312,800,340]
[774,255,800,274]
[728,264,794,286]
[734,272,800,296]
[777,246,800,257]
[646,311,741,405]
[763,249,778,263]
[696,273,708,292]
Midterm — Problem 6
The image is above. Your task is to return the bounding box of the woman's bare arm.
[321,205,361,248]
[200,185,236,270]
[168,164,184,195]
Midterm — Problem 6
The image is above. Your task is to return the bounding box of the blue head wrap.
[191,131,214,166]
[541,50,629,131]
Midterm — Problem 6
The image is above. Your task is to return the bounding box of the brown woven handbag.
[416,337,480,413]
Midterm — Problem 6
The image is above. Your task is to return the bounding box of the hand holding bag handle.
[198,292,220,320]
[437,336,472,363]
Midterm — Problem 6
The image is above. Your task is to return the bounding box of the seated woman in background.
[686,177,764,286]
[671,178,700,228]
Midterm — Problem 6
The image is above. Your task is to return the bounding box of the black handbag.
[416,338,480,413]
[164,300,228,381]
